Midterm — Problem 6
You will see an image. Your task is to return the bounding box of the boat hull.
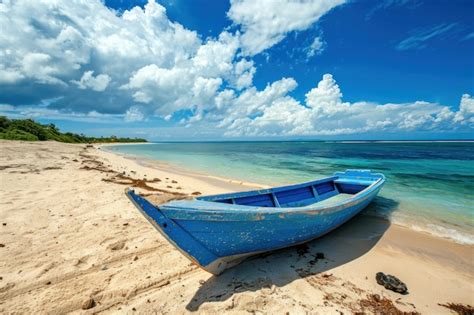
[126,170,385,274]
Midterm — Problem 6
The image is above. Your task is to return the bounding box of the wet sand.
[0,140,472,314]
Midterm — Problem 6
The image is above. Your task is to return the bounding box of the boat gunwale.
[160,174,386,218]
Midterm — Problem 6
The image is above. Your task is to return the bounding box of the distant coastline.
[0,116,147,143]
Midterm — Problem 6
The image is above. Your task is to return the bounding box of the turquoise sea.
[107,141,474,244]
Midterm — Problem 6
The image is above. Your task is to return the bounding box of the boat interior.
[198,176,375,208]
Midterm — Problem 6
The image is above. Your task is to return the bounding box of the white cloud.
[454,94,474,124]
[0,105,122,123]
[215,77,298,128]
[0,0,202,112]
[122,64,223,117]
[396,23,458,51]
[192,32,240,78]
[305,36,326,58]
[71,71,111,91]
[227,0,345,55]
[220,74,474,137]
[365,0,421,21]
[121,31,239,116]
[124,65,188,106]
[0,65,24,84]
[124,106,145,122]
[306,74,343,112]
[192,77,223,107]
[231,59,256,90]
[21,53,66,86]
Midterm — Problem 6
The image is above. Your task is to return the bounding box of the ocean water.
[107,141,474,244]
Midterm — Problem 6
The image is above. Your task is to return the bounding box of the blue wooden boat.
[126,169,385,275]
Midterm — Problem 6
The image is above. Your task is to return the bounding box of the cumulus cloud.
[306,74,343,111]
[231,59,256,90]
[21,53,67,86]
[454,94,474,124]
[0,0,256,119]
[220,74,474,137]
[121,31,238,117]
[0,0,203,112]
[227,0,345,55]
[0,65,24,84]
[214,77,299,129]
[71,71,111,92]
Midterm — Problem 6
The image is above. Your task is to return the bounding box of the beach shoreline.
[1,140,472,314]
[98,143,269,192]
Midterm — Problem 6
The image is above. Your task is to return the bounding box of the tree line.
[0,116,147,143]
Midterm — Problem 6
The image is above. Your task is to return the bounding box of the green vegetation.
[0,116,147,143]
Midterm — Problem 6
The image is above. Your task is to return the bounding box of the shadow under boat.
[186,195,399,311]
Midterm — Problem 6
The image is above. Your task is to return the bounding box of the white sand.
[0,140,472,314]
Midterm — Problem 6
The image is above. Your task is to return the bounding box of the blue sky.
[0,0,473,140]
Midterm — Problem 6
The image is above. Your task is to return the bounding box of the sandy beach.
[0,140,472,314]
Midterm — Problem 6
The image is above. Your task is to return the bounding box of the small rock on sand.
[376,272,408,294]
[82,298,96,310]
